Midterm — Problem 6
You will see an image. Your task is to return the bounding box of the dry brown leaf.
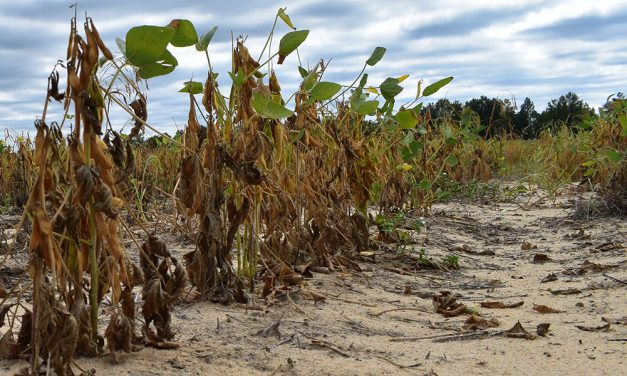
[602,316,627,325]
[533,304,563,314]
[575,323,611,332]
[541,273,558,283]
[550,288,581,295]
[480,301,524,309]
[503,321,536,340]
[532,254,551,263]
[536,323,551,336]
[105,312,133,361]
[463,314,499,331]
[0,330,20,359]
[433,291,467,317]
[0,304,14,328]
[521,241,536,250]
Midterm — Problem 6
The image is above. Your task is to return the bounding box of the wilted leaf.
[503,321,536,340]
[602,316,627,325]
[536,323,551,337]
[533,254,551,263]
[277,8,296,30]
[541,273,558,283]
[255,321,282,339]
[463,314,499,331]
[575,323,611,332]
[550,288,581,295]
[521,240,535,250]
[433,291,467,317]
[533,304,562,314]
[480,301,524,309]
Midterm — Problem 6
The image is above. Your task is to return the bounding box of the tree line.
[421,92,618,139]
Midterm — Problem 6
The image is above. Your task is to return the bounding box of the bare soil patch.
[1,193,625,375]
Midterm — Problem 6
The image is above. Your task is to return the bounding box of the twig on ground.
[373,307,432,317]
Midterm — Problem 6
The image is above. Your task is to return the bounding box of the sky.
[1,0,626,137]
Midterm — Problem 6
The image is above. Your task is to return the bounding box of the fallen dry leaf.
[433,291,467,318]
[533,304,563,314]
[541,273,558,283]
[521,241,536,250]
[575,323,611,332]
[480,301,524,309]
[602,316,627,325]
[550,288,581,295]
[536,323,551,336]
[564,260,608,276]
[463,314,499,331]
[503,321,536,340]
[532,254,551,263]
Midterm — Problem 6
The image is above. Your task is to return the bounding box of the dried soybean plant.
[0,14,187,375]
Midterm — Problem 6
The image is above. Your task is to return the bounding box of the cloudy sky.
[1,0,626,136]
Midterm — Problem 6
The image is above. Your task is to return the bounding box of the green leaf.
[619,115,627,137]
[422,76,453,97]
[582,160,596,167]
[394,109,418,129]
[584,167,596,177]
[445,155,458,167]
[179,81,203,94]
[298,66,308,78]
[278,8,296,30]
[137,49,178,79]
[380,77,403,101]
[252,92,293,119]
[606,149,623,163]
[358,73,368,88]
[196,26,218,51]
[169,19,198,47]
[416,179,432,191]
[290,129,305,143]
[356,100,379,116]
[310,81,341,101]
[115,37,126,56]
[126,25,175,66]
[445,137,457,145]
[228,70,246,86]
[139,62,176,79]
[278,30,309,63]
[366,46,386,66]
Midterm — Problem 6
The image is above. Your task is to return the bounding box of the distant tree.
[422,99,463,124]
[513,97,539,139]
[464,96,515,138]
[537,92,595,130]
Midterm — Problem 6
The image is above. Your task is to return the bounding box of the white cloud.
[1,0,626,134]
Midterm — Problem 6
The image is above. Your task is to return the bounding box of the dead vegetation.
[0,7,625,376]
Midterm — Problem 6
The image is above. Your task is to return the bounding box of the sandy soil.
[1,190,625,376]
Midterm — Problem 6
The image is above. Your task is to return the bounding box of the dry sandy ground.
[1,190,625,375]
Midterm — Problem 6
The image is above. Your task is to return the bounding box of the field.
[0,9,625,376]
